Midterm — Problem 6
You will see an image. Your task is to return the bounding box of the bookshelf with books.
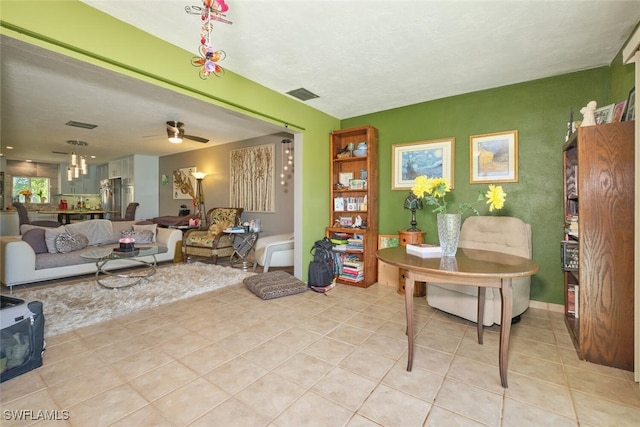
[561,120,634,371]
[326,125,378,287]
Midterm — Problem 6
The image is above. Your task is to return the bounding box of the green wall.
[342,68,621,304]
[611,49,636,104]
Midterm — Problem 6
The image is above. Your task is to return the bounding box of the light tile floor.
[2,269,639,426]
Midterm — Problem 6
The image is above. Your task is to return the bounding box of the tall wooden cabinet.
[326,126,378,287]
[562,121,635,371]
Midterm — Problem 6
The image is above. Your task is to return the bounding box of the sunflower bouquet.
[411,175,506,215]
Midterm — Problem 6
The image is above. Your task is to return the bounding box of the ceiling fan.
[166,121,209,143]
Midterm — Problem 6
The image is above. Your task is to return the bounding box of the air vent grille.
[286,88,319,101]
[65,120,97,129]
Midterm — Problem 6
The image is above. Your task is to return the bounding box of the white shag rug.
[16,263,255,337]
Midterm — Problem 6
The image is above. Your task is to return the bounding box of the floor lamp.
[192,172,207,227]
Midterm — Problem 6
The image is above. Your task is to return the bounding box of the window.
[12,177,50,203]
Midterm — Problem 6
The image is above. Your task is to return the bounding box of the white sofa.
[426,216,532,326]
[252,232,294,272]
[0,220,182,291]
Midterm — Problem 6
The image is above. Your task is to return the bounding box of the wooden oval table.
[376,246,539,388]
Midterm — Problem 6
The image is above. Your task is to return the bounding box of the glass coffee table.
[81,246,168,289]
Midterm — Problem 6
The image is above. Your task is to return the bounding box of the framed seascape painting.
[469,130,518,184]
[391,138,454,190]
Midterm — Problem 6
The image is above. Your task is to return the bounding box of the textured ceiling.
[82,0,640,118]
[2,1,639,165]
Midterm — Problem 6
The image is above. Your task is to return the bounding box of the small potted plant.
[36,189,46,203]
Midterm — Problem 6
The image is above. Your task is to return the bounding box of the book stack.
[330,237,348,252]
[340,260,364,283]
[346,237,364,252]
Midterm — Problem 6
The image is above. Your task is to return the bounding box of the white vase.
[437,213,462,256]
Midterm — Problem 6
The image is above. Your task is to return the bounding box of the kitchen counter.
[37,209,109,224]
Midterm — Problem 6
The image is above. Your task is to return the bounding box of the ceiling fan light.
[167,121,185,143]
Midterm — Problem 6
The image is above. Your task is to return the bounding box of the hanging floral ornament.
[191,45,226,79]
[186,0,232,79]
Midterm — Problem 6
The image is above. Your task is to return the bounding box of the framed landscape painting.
[391,138,454,190]
[470,130,518,183]
[378,234,400,249]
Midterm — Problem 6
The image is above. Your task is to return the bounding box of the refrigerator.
[100,178,122,219]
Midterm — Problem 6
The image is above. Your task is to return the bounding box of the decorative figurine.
[580,100,597,127]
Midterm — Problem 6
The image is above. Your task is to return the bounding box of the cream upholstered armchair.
[182,207,243,264]
[252,232,294,272]
[427,216,532,326]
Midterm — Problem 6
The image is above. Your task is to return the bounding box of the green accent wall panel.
[342,68,612,304]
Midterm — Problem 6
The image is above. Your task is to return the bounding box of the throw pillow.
[54,233,89,254]
[21,228,48,254]
[243,271,308,300]
[64,219,113,246]
[133,224,157,243]
[133,230,154,244]
[44,226,67,253]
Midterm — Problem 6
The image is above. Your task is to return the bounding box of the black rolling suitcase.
[0,295,45,383]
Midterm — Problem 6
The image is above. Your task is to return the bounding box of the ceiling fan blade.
[184,134,209,143]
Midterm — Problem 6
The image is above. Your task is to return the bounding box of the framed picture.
[173,167,196,199]
[338,172,353,187]
[392,137,454,190]
[378,234,400,249]
[339,216,353,227]
[594,103,615,124]
[623,87,635,121]
[612,101,627,122]
[470,130,518,183]
[349,179,366,190]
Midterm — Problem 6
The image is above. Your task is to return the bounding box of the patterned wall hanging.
[173,167,197,200]
[230,144,274,212]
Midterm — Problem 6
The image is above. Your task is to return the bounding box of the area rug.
[15,263,255,337]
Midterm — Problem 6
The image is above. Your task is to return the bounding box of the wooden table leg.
[477,286,486,344]
[405,271,415,371]
[499,278,513,388]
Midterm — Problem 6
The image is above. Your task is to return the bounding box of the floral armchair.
[182,207,244,264]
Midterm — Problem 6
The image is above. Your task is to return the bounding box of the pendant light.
[280,138,293,186]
